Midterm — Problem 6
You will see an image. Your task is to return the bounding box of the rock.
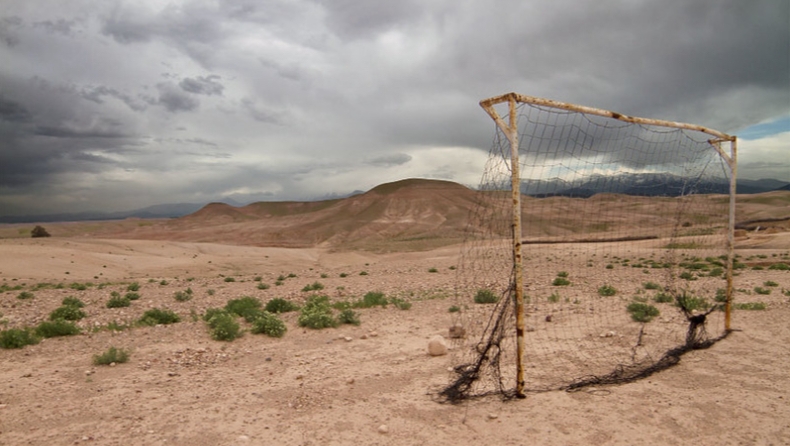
[545,315,553,322]
[448,325,465,339]
[368,331,378,337]
[377,424,389,434]
[427,335,448,356]
[237,434,250,442]
[346,378,355,385]
[488,413,498,420]
[344,336,353,342]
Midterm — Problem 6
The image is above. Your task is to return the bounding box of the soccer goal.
[441,93,737,402]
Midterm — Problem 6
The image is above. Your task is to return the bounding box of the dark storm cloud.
[179,75,224,96]
[157,82,200,112]
[0,0,787,217]
[366,153,412,167]
[0,95,32,122]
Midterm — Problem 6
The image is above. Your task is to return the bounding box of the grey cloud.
[33,18,78,35]
[179,75,224,96]
[315,0,423,40]
[80,85,148,112]
[0,16,23,47]
[241,98,281,123]
[0,95,33,122]
[157,82,200,112]
[366,153,412,167]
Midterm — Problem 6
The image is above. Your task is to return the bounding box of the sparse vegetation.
[753,287,771,295]
[62,296,85,308]
[257,282,271,290]
[206,311,241,341]
[474,289,499,304]
[643,282,661,290]
[626,302,660,323]
[359,271,368,276]
[107,296,131,308]
[250,312,287,337]
[448,305,461,313]
[298,295,338,329]
[35,319,81,338]
[138,308,180,326]
[337,308,361,326]
[552,277,570,286]
[127,282,140,292]
[763,280,778,287]
[17,291,34,300]
[302,282,325,292]
[173,289,192,302]
[224,277,236,283]
[734,302,766,311]
[93,347,130,365]
[598,285,617,297]
[125,292,140,301]
[357,291,388,308]
[675,293,710,312]
[0,328,40,349]
[428,267,438,273]
[768,263,789,271]
[49,305,86,321]
[225,296,263,321]
[390,297,412,310]
[264,298,300,314]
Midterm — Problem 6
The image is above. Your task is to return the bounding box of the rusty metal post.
[479,93,526,398]
[725,137,738,331]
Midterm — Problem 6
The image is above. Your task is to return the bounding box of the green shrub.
[298,295,338,329]
[49,305,86,321]
[302,282,325,292]
[224,277,236,283]
[139,308,180,326]
[35,320,81,338]
[107,296,131,308]
[557,271,569,278]
[605,264,614,269]
[339,273,348,278]
[768,263,789,271]
[17,291,34,300]
[734,302,766,311]
[254,276,263,282]
[62,296,85,308]
[127,282,140,292]
[474,289,499,304]
[202,307,230,322]
[207,312,241,341]
[0,328,40,349]
[264,298,300,314]
[93,347,130,365]
[679,271,697,281]
[173,290,191,302]
[598,285,617,296]
[287,273,297,279]
[359,271,368,276]
[552,277,571,286]
[125,292,140,301]
[448,305,461,313]
[337,308,361,326]
[250,312,287,337]
[643,282,661,290]
[257,282,270,290]
[675,293,710,312]
[225,296,263,321]
[70,282,88,291]
[357,291,388,308]
[715,288,728,303]
[428,268,438,273]
[626,302,660,323]
[390,297,412,310]
[764,280,779,287]
[653,292,674,303]
[753,287,771,295]
[708,267,723,277]
[547,292,560,303]
[159,280,168,286]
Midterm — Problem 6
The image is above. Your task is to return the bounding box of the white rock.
[377,424,389,434]
[427,335,448,356]
[237,435,250,442]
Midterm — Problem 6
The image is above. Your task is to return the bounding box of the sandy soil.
[1,237,789,446]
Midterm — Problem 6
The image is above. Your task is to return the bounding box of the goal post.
[441,93,737,402]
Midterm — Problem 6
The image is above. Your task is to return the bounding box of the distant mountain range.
[1,176,787,224]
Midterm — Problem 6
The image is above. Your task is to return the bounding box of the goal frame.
[478,92,738,398]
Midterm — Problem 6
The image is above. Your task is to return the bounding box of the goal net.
[441,93,737,402]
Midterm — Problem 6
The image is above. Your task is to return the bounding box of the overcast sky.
[1,0,788,217]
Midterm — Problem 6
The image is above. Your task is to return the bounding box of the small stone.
[377,424,389,434]
[488,413,498,420]
[109,362,116,367]
[360,334,368,340]
[237,434,250,442]
[427,335,448,356]
[344,336,353,342]
[368,331,378,337]
[545,315,553,322]
[296,374,304,380]
[346,378,355,384]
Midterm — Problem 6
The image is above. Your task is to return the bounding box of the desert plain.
[1,181,789,446]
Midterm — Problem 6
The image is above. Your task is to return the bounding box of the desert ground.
[1,234,789,446]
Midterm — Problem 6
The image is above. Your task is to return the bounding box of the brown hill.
[6,179,787,251]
